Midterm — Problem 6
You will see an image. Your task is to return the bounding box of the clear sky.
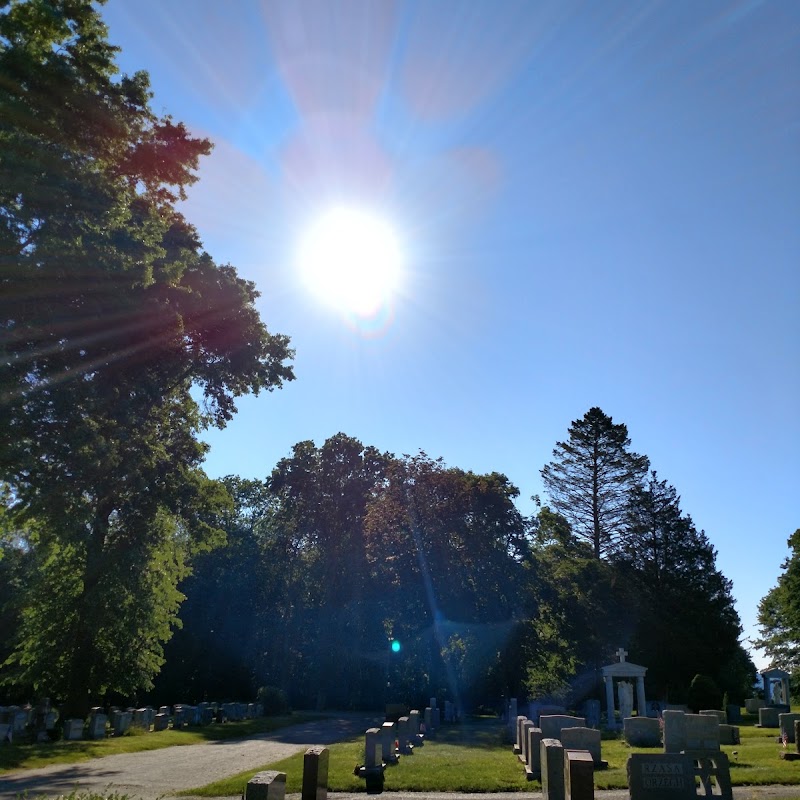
[101,0,799,669]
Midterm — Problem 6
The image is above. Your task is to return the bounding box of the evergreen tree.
[620,472,753,701]
[541,407,649,558]
[0,0,293,714]
[754,529,800,679]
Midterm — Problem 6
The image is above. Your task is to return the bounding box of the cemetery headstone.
[380,721,398,764]
[514,715,527,754]
[88,713,107,739]
[409,710,423,746]
[520,719,535,764]
[662,710,686,754]
[246,771,286,800]
[627,753,695,800]
[397,716,413,755]
[565,750,594,800]
[624,717,661,748]
[113,711,132,736]
[758,707,780,728]
[63,718,83,740]
[744,698,764,714]
[508,698,518,737]
[364,728,383,769]
[646,700,663,718]
[541,738,565,800]
[692,752,733,799]
[12,710,28,735]
[560,726,604,767]
[302,746,329,800]
[726,704,742,724]
[699,710,726,724]
[154,713,169,732]
[684,713,720,753]
[540,715,587,741]
[718,725,740,746]
[779,713,800,744]
[357,728,386,793]
[526,726,543,780]
[534,704,567,725]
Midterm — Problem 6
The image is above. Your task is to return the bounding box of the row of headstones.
[624,709,742,750]
[245,746,329,800]
[59,701,265,742]
[519,715,737,800]
[0,705,58,743]
[513,714,606,780]
[358,700,445,793]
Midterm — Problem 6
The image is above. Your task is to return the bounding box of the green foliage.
[687,673,723,712]
[541,407,649,559]
[149,438,529,711]
[619,472,754,702]
[257,686,290,716]
[755,529,800,681]
[0,0,293,713]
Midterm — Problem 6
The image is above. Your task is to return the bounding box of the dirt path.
[0,713,381,800]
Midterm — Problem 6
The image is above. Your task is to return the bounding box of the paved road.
[0,714,381,800]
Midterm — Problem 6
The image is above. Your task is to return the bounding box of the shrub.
[687,674,722,712]
[257,685,291,716]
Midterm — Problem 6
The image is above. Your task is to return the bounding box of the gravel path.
[0,713,381,800]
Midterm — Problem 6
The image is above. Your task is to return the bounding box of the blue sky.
[102,0,799,668]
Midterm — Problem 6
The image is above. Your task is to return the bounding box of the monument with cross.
[601,647,648,730]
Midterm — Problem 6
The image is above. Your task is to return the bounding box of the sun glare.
[297,206,402,318]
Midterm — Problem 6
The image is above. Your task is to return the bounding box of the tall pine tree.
[541,407,649,559]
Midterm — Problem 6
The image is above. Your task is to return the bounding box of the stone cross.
[616,647,628,662]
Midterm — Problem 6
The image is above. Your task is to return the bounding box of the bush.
[257,685,291,716]
[687,674,722,712]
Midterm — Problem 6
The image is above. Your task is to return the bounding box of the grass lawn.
[183,710,800,796]
[0,713,323,773]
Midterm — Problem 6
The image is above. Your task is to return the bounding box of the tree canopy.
[0,0,293,714]
[541,407,649,559]
[755,529,800,679]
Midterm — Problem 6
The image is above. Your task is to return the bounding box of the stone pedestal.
[246,771,286,800]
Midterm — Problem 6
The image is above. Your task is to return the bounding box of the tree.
[364,453,529,708]
[754,529,800,679]
[619,472,753,701]
[0,0,293,714]
[541,407,649,558]
[520,506,633,704]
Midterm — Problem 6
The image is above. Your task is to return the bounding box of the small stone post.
[302,746,328,800]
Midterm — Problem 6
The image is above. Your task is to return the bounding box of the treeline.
[0,410,755,712]
[145,409,751,710]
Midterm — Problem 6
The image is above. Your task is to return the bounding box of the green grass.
[0,713,323,773]
[181,718,530,796]
[183,711,800,797]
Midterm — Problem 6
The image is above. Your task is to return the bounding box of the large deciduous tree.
[541,407,649,559]
[0,0,293,714]
[754,529,800,680]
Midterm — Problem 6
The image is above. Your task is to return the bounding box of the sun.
[297,206,402,317]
